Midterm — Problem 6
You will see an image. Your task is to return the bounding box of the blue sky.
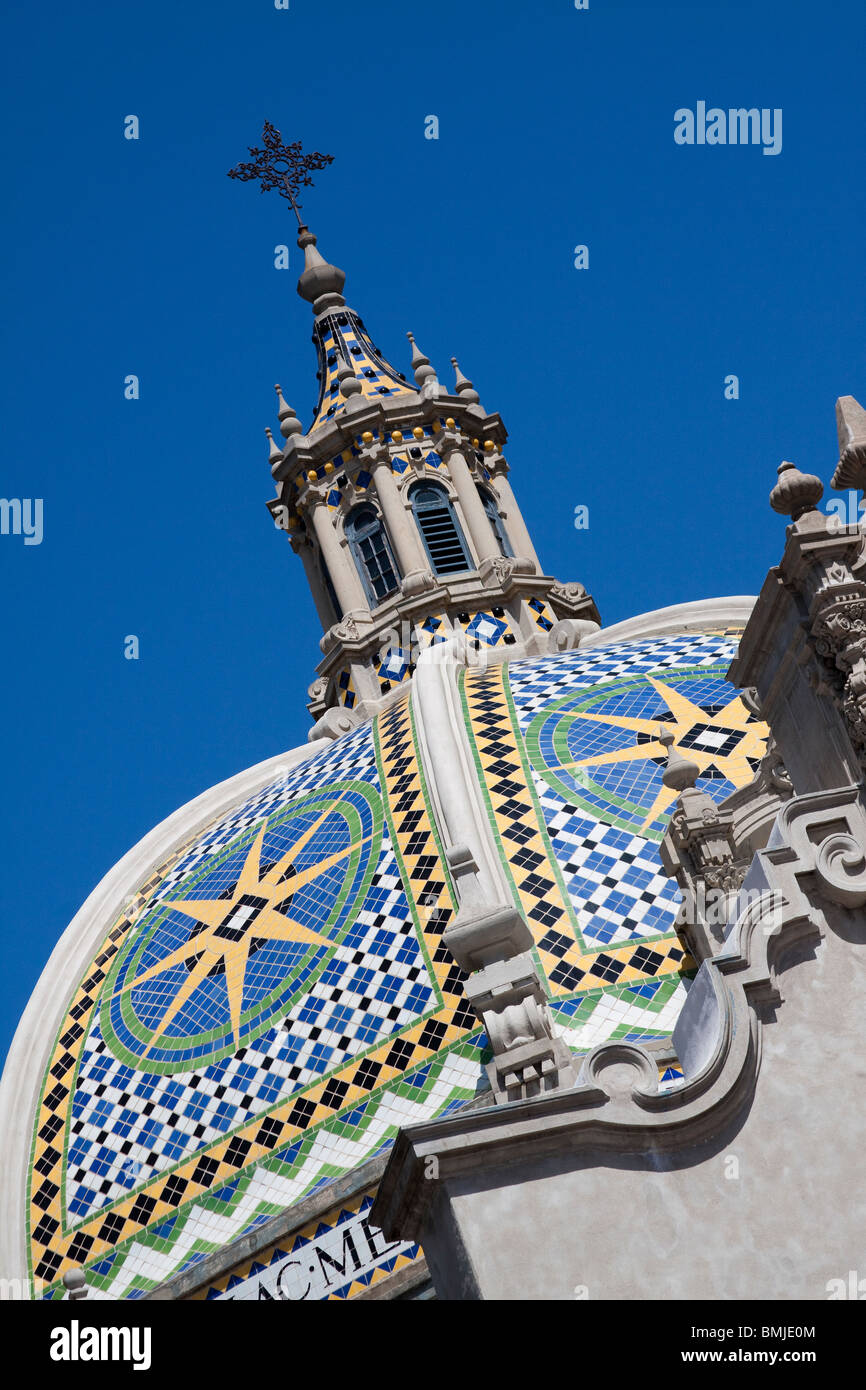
[1,0,864,1063]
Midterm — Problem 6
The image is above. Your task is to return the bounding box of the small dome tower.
[266,220,600,735]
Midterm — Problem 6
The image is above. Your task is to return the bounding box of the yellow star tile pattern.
[24,629,761,1300]
[115,805,369,1055]
[462,663,693,996]
[27,693,475,1295]
[560,676,767,832]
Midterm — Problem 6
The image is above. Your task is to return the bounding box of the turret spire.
[264,427,282,466]
[274,383,303,439]
[231,123,599,735]
[228,122,413,432]
[295,226,415,431]
[451,356,480,406]
[407,332,439,393]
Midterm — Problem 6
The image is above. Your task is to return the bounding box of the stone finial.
[336,363,362,400]
[296,226,346,308]
[265,426,282,465]
[659,727,700,792]
[450,356,480,405]
[831,395,866,491]
[769,460,824,521]
[274,384,303,439]
[406,331,437,388]
[63,1267,88,1301]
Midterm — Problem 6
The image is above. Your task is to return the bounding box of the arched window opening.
[345,504,400,605]
[479,487,514,558]
[410,481,473,576]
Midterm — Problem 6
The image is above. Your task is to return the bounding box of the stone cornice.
[270,398,508,487]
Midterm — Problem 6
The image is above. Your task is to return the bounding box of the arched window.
[479,487,514,558]
[345,504,400,605]
[409,481,473,576]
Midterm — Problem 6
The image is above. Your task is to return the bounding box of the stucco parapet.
[373,781,866,1242]
[581,596,758,650]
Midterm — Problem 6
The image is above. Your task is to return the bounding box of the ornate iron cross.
[227,122,334,225]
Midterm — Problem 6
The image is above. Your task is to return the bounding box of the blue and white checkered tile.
[536,783,682,946]
[64,770,429,1221]
[508,632,741,729]
[152,723,377,903]
[66,928,432,1220]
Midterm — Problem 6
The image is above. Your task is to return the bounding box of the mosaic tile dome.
[17,624,766,1298]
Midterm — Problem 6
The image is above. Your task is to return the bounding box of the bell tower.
[230,124,600,737]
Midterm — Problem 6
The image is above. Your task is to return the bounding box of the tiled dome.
[13,624,765,1299]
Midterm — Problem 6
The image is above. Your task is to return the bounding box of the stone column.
[305,493,368,616]
[294,535,338,627]
[436,423,501,567]
[488,461,542,572]
[357,435,429,581]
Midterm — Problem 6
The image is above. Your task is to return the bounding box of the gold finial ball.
[324,462,334,475]
[307,469,317,483]
[413,426,424,440]
[483,440,495,452]
[445,417,456,429]
[391,430,403,443]
[361,430,374,444]
[471,438,480,448]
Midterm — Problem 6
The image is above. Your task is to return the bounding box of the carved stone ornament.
[334,616,361,641]
[320,614,369,655]
[811,593,866,753]
[549,580,587,603]
[307,704,361,744]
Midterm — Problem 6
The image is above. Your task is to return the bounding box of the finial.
[336,363,362,400]
[769,460,824,521]
[659,727,700,792]
[227,124,344,311]
[63,1267,88,1301]
[295,225,346,309]
[228,122,334,228]
[831,395,866,491]
[451,356,480,404]
[406,331,437,388]
[265,426,282,464]
[274,384,303,438]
